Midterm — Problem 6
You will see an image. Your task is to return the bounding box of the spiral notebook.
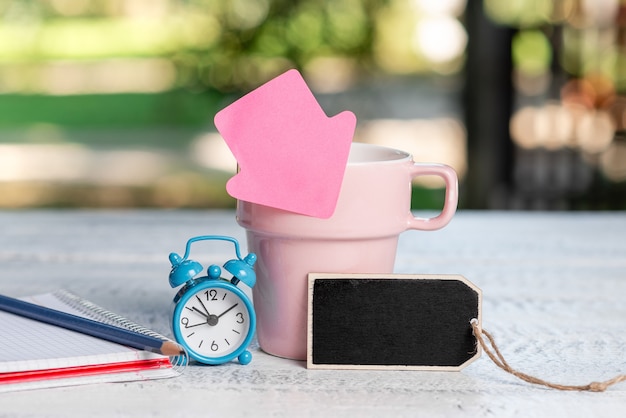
[0,290,183,392]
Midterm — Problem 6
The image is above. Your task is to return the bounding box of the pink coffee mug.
[236,142,458,360]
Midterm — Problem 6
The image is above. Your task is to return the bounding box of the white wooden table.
[1,210,625,417]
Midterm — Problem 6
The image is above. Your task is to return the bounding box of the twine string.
[470,319,626,392]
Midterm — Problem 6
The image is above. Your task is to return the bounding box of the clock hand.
[184,321,208,328]
[195,295,212,316]
[191,307,209,318]
[217,303,239,319]
[191,307,220,326]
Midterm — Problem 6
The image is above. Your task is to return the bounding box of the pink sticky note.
[214,69,356,218]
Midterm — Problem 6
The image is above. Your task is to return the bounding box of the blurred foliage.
[0,0,470,210]
[0,0,390,94]
[168,0,387,92]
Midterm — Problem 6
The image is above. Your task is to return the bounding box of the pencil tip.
[161,340,185,356]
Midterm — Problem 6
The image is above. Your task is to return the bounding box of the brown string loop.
[470,319,626,392]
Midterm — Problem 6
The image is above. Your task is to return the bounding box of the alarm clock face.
[174,283,253,362]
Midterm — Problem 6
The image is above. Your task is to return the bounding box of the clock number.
[181,316,205,328]
[236,312,244,324]
[211,341,219,352]
[205,289,218,301]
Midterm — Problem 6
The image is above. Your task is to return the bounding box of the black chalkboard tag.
[307,273,482,370]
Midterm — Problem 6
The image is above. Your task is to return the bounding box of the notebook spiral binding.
[53,289,188,372]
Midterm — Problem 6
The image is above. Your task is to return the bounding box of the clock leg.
[238,350,252,365]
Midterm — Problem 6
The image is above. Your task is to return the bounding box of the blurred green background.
[1,0,625,209]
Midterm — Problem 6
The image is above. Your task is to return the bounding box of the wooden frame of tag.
[307,273,482,371]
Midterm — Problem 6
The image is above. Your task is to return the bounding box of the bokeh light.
[510,103,615,154]
[600,140,626,182]
[484,0,553,27]
[512,30,552,77]
[413,16,467,65]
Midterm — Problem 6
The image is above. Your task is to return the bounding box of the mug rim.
[348,142,411,165]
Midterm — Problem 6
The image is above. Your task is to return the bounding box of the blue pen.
[0,294,184,357]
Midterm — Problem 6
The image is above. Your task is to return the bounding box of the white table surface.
[1,210,625,417]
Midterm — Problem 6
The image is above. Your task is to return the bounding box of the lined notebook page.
[0,292,178,388]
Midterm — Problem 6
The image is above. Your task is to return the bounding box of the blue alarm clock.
[168,235,257,365]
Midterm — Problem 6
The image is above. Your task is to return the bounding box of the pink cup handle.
[407,163,458,231]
